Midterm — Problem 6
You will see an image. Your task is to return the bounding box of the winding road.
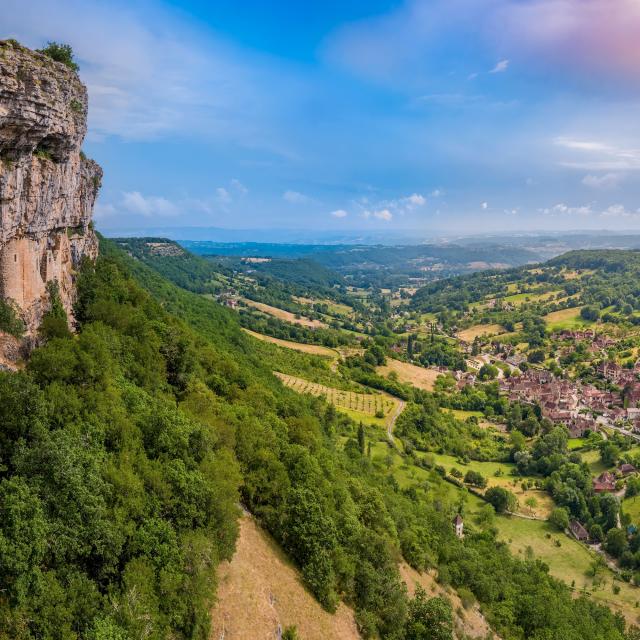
[386,399,406,445]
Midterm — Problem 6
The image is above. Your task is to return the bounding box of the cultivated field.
[377,358,441,391]
[242,298,328,328]
[458,323,505,342]
[275,372,400,427]
[211,514,360,640]
[242,329,338,358]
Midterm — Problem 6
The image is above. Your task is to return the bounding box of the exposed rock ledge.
[0,40,101,339]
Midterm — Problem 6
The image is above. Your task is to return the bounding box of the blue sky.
[6,0,640,237]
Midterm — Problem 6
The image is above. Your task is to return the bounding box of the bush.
[0,299,24,338]
[548,507,570,532]
[37,42,79,71]
[463,470,487,488]
[485,487,517,513]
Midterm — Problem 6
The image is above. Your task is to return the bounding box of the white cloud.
[331,209,348,218]
[94,200,117,218]
[555,137,640,171]
[481,202,488,210]
[372,209,393,221]
[121,191,178,217]
[230,178,248,195]
[539,203,593,217]
[600,204,640,218]
[402,193,427,207]
[3,0,301,148]
[490,59,510,74]
[582,173,624,189]
[283,190,310,204]
[216,187,231,203]
[430,189,444,198]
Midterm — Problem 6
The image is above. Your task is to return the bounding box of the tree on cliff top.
[37,42,79,72]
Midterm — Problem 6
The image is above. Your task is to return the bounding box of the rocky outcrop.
[0,40,101,336]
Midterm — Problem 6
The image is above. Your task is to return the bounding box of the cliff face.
[0,40,101,338]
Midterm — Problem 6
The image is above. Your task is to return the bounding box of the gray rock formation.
[0,40,101,339]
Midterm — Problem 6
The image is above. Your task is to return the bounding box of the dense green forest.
[0,239,635,640]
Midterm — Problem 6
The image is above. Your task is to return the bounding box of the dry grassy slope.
[210,513,360,640]
[399,562,499,640]
[377,358,441,391]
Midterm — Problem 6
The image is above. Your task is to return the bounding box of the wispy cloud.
[3,0,303,148]
[582,173,624,189]
[489,59,509,74]
[121,191,178,217]
[331,209,348,218]
[283,190,311,204]
[324,0,640,89]
[555,137,640,171]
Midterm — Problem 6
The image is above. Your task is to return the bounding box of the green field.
[496,516,640,624]
[501,290,561,306]
[441,408,484,420]
[365,440,640,624]
[544,306,589,330]
[422,453,554,518]
[568,438,588,450]
[622,496,640,526]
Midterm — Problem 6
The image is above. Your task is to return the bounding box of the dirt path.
[387,399,406,445]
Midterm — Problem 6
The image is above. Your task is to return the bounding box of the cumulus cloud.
[283,190,311,204]
[402,193,427,207]
[481,202,488,210]
[358,192,427,222]
[121,191,178,217]
[331,209,348,218]
[582,173,624,189]
[365,209,393,221]
[600,204,640,218]
[490,59,509,74]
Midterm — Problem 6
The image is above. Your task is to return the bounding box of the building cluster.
[498,362,640,437]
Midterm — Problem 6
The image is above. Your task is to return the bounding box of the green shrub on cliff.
[0,299,24,338]
[37,41,79,72]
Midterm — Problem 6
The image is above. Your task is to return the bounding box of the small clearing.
[210,513,360,640]
[399,562,497,639]
[377,358,441,391]
[242,329,338,358]
[242,298,328,328]
[458,324,504,342]
[544,307,586,330]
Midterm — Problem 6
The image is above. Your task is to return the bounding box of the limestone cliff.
[0,39,101,341]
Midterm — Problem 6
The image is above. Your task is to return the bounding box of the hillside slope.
[211,513,360,640]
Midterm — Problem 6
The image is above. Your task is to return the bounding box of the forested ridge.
[0,238,635,639]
